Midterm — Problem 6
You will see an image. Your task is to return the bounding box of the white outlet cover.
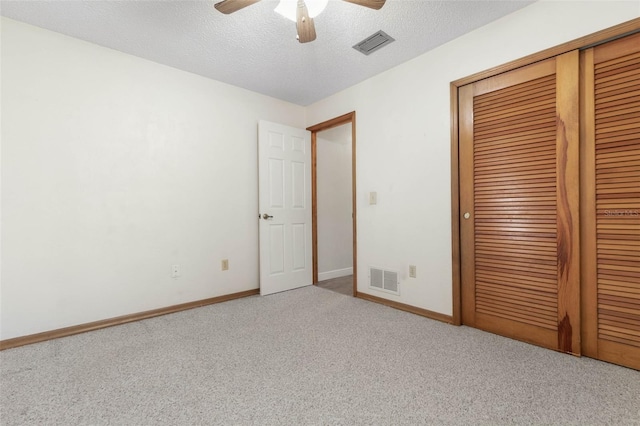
[171,264,180,278]
[369,191,377,205]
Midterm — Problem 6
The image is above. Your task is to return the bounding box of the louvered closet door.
[582,32,640,370]
[460,52,580,353]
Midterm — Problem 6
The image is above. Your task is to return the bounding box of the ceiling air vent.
[353,30,395,56]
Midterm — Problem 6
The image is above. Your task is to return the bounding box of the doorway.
[307,112,357,296]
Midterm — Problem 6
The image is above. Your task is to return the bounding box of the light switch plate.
[369,191,377,205]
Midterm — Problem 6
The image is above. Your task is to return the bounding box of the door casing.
[307,112,357,296]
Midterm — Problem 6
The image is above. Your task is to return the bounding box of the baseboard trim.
[318,267,353,282]
[0,288,260,351]
[356,292,454,324]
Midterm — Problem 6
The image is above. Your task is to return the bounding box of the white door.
[258,120,312,295]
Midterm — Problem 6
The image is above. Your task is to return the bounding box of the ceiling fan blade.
[296,0,317,43]
[214,0,261,14]
[341,0,386,10]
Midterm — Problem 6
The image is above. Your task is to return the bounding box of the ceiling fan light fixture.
[275,0,328,22]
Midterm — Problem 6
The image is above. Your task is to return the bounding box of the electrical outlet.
[409,265,417,278]
[221,259,229,271]
[171,264,180,278]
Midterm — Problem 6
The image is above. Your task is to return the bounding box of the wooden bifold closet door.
[582,32,640,370]
[459,52,580,354]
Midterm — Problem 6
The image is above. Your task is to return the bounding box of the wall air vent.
[353,30,395,56]
[369,267,400,295]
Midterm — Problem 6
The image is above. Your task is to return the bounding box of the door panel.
[460,52,580,353]
[582,32,640,370]
[258,120,312,295]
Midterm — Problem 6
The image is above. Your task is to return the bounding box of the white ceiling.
[0,0,535,106]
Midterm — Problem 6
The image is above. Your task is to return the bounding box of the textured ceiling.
[1,0,535,105]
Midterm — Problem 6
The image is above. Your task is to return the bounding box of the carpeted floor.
[1,285,639,425]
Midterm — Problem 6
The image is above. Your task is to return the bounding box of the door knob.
[463,212,471,219]
[262,213,274,220]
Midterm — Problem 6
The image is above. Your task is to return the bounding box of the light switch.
[369,191,377,205]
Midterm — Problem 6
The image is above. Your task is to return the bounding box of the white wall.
[2,1,639,340]
[317,124,353,281]
[0,18,305,340]
[305,1,640,315]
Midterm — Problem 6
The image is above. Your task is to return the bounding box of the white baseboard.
[318,267,353,282]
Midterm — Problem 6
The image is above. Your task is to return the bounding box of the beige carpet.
[1,285,639,425]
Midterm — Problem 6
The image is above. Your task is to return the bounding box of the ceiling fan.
[214,0,386,43]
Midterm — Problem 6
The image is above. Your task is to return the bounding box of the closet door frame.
[451,18,640,326]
